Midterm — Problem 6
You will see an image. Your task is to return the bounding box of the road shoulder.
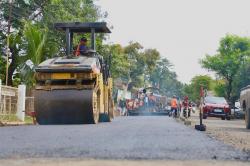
[0,159,250,166]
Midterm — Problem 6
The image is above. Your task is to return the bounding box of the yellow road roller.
[34,22,114,124]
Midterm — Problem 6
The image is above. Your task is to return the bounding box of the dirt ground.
[189,110,250,154]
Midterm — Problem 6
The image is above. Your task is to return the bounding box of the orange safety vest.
[171,98,178,108]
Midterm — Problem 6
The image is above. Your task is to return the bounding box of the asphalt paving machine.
[34,22,114,124]
[126,87,168,116]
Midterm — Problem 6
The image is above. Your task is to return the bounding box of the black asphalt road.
[0,116,249,160]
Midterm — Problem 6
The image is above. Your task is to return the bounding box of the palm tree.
[20,21,48,88]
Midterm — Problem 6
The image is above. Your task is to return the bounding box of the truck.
[239,85,250,129]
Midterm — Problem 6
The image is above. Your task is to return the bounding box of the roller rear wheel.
[108,99,114,119]
[92,90,100,124]
[99,97,113,122]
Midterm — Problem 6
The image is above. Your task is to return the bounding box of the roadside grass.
[0,115,34,125]
[0,114,20,122]
[25,116,34,124]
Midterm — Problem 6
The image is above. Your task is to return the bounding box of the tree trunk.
[226,78,233,104]
[7,48,17,86]
[7,61,15,86]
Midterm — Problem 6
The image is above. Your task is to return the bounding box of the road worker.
[182,96,192,118]
[171,95,178,117]
[75,37,88,56]
[119,98,127,116]
[148,92,156,112]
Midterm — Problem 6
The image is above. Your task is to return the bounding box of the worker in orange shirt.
[75,37,88,56]
[171,95,178,117]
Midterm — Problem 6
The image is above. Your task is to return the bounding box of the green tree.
[7,32,22,86]
[201,34,250,102]
[142,48,160,73]
[100,42,162,91]
[149,58,183,97]
[100,44,130,79]
[150,58,173,88]
[231,57,250,101]
[192,75,213,100]
[0,0,102,86]
[39,0,103,55]
[183,84,195,101]
[0,0,47,31]
[18,21,49,88]
[123,42,144,89]
[0,57,6,81]
[0,0,49,85]
[23,22,48,65]
[183,75,213,102]
[213,79,226,97]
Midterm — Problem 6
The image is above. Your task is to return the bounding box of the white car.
[231,101,245,119]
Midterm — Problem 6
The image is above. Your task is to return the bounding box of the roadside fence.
[0,80,26,123]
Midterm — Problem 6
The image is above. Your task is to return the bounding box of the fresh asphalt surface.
[0,116,249,160]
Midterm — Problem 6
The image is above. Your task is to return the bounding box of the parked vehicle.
[201,96,230,120]
[231,101,245,119]
[240,86,250,129]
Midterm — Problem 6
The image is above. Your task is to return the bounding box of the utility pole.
[6,0,13,85]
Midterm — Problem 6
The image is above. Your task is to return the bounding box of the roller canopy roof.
[54,22,111,33]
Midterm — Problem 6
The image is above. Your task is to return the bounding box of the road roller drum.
[35,89,99,124]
